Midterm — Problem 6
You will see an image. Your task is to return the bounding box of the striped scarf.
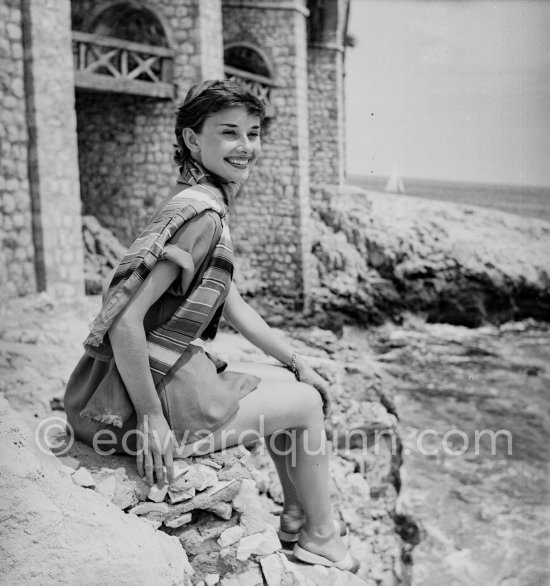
[83,159,238,381]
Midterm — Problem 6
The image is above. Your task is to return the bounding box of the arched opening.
[72,1,174,99]
[224,43,277,118]
[71,1,178,293]
[86,3,170,47]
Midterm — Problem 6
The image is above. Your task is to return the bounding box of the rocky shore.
[308,185,550,328]
[2,187,547,585]
[0,294,414,585]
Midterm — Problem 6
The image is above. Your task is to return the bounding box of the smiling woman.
[64,79,359,572]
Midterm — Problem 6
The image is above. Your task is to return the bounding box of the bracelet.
[287,352,300,381]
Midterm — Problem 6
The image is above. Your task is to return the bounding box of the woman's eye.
[222,130,236,135]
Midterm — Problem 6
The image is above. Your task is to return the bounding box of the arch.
[223,42,277,118]
[224,42,276,82]
[82,0,174,48]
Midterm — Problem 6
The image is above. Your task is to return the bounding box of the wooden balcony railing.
[72,31,175,99]
[224,65,277,118]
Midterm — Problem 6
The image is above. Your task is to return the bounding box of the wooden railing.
[72,31,175,99]
[224,65,277,118]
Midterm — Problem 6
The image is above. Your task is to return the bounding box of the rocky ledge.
[307,185,550,328]
[0,294,417,585]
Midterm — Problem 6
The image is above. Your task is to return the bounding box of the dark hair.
[173,79,267,167]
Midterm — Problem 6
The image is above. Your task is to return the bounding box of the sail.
[385,167,406,194]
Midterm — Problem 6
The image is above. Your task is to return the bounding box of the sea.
[347,175,550,222]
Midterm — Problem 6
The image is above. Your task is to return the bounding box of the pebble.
[236,527,280,561]
[148,484,169,503]
[168,487,196,504]
[112,483,138,510]
[204,573,220,585]
[71,467,96,488]
[164,512,193,528]
[217,525,243,548]
[96,476,117,501]
[58,455,80,470]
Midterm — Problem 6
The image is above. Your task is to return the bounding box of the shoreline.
[346,174,550,222]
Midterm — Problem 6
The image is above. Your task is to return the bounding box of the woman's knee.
[294,383,324,422]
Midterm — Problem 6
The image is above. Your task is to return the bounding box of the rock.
[218,461,253,481]
[174,460,191,477]
[71,466,96,488]
[112,481,139,509]
[58,455,80,470]
[232,479,258,513]
[219,563,264,586]
[129,502,170,516]
[187,463,219,492]
[166,479,241,521]
[165,512,193,528]
[260,553,296,586]
[238,503,277,537]
[148,483,169,503]
[0,396,193,585]
[204,573,220,585]
[310,184,550,327]
[82,215,127,295]
[141,512,165,530]
[236,527,281,561]
[198,458,222,470]
[206,479,237,496]
[208,446,250,468]
[168,487,196,504]
[217,525,244,548]
[59,463,78,476]
[96,476,117,501]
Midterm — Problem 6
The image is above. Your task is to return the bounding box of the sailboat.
[385,166,406,194]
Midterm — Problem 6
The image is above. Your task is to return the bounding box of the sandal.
[278,518,348,543]
[293,543,360,573]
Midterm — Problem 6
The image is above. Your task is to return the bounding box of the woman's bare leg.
[179,364,347,561]
[229,363,305,524]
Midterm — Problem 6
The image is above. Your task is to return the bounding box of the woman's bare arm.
[223,283,332,413]
[223,283,294,365]
[109,260,180,486]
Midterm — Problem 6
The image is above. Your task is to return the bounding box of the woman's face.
[189,106,262,184]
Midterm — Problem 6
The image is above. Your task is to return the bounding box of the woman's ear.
[182,128,201,154]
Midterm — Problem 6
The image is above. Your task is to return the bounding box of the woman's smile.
[226,157,251,168]
[190,106,262,183]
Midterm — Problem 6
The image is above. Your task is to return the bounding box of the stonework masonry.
[73,0,224,246]
[308,46,345,188]
[222,0,312,306]
[0,0,350,306]
[22,0,84,298]
[0,0,35,301]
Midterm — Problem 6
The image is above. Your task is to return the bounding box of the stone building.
[0,0,350,308]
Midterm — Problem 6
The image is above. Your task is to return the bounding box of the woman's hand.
[295,356,332,417]
[136,411,175,488]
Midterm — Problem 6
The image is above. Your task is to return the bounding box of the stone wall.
[0,0,35,300]
[73,0,224,245]
[221,0,312,308]
[76,93,176,245]
[308,46,345,187]
[21,0,84,297]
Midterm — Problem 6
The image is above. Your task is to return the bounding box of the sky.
[345,0,550,187]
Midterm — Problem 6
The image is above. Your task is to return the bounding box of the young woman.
[64,80,359,572]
